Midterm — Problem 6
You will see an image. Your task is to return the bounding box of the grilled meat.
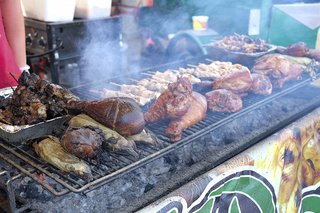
[28,135,93,181]
[101,88,151,106]
[68,114,139,159]
[66,97,145,136]
[165,92,207,142]
[212,68,253,93]
[308,49,320,61]
[252,54,302,89]
[272,64,302,89]
[248,73,272,96]
[251,54,291,79]
[144,77,193,125]
[275,42,309,57]
[127,128,162,147]
[205,89,242,113]
[217,34,272,53]
[61,126,104,160]
[0,71,74,125]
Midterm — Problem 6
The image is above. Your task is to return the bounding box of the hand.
[19,65,30,74]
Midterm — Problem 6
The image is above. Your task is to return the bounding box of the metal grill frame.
[0,56,319,196]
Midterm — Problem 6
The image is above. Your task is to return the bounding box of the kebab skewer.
[110,82,161,99]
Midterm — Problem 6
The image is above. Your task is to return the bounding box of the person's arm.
[0,0,27,70]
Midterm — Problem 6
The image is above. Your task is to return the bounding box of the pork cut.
[205,89,242,113]
[251,54,291,79]
[248,73,272,96]
[66,97,145,136]
[252,54,302,89]
[212,68,253,93]
[165,92,207,142]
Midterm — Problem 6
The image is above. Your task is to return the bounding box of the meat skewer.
[136,78,168,93]
[102,88,151,106]
[110,82,161,99]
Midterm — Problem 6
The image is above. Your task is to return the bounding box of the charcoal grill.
[1,56,320,212]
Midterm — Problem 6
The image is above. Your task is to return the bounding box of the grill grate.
[0,56,318,196]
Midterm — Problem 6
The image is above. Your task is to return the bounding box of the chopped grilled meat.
[144,77,193,125]
[0,71,74,125]
[248,73,272,96]
[66,97,145,136]
[165,92,207,142]
[212,69,253,93]
[205,89,242,113]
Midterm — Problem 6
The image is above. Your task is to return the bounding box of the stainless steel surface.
[0,87,67,143]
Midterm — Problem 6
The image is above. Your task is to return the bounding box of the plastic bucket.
[192,16,209,30]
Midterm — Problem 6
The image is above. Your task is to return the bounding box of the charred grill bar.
[1,56,320,212]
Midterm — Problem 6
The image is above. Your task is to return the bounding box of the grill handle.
[0,171,30,213]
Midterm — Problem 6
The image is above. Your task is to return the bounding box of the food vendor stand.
[1,1,320,213]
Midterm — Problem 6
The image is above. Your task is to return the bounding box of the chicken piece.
[212,69,253,93]
[248,73,272,96]
[48,83,74,100]
[205,89,242,113]
[251,54,291,79]
[144,77,193,125]
[66,97,145,136]
[272,64,302,89]
[275,42,309,57]
[61,126,104,160]
[165,92,207,142]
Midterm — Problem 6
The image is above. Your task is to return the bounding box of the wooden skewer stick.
[0,117,12,125]
[206,59,215,63]
[110,82,122,87]
[89,90,102,94]
[58,110,71,122]
[187,64,198,68]
[62,107,72,120]
[141,73,154,77]
[130,78,139,83]
[8,83,14,92]
[7,72,20,77]
[8,72,19,84]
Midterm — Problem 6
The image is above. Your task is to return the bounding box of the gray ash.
[1,94,320,213]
